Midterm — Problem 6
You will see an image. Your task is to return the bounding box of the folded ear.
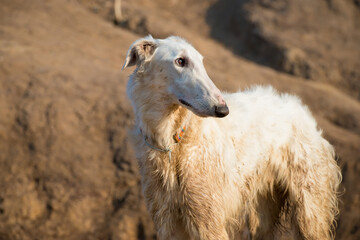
[122,35,157,70]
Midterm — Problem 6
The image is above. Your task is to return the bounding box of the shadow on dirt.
[205,0,287,71]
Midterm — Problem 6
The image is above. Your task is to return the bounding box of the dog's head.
[123,35,229,118]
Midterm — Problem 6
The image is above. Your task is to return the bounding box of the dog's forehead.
[156,37,203,59]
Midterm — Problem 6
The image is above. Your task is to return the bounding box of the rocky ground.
[0,0,359,239]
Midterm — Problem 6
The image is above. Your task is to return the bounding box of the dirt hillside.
[0,0,359,239]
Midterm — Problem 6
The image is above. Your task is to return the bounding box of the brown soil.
[0,0,359,239]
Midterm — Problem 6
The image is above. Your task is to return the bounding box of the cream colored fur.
[124,36,342,240]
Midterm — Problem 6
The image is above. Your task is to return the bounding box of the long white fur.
[124,36,342,240]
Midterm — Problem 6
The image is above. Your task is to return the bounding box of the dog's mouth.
[179,99,193,108]
[179,99,209,117]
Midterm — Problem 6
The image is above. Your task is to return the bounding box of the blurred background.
[0,0,359,239]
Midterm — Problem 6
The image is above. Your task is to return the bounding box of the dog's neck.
[140,104,191,149]
[128,70,192,149]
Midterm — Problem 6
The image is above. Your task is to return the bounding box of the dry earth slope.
[0,0,155,239]
[0,0,359,239]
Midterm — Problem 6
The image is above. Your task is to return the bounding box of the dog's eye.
[175,58,186,67]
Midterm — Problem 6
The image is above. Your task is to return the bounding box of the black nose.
[214,104,229,118]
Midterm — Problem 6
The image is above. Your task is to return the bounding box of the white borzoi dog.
[123,36,341,240]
